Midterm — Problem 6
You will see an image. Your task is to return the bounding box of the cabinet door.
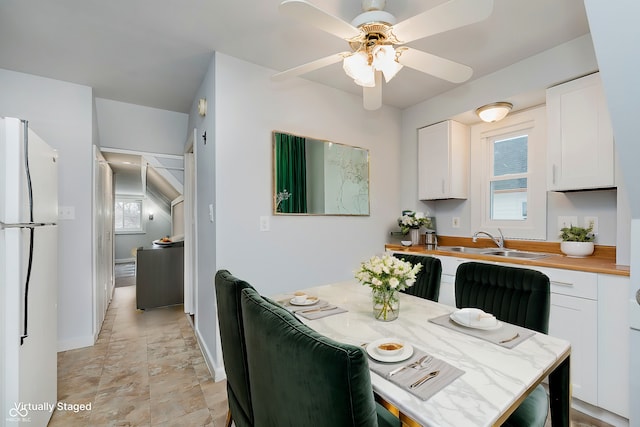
[419,121,450,200]
[418,121,469,200]
[547,72,615,191]
[549,293,598,405]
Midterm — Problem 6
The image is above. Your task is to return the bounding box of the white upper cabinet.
[546,72,615,191]
[418,120,469,200]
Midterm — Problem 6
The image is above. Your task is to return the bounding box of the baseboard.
[571,398,629,427]
[57,335,95,352]
[194,325,226,382]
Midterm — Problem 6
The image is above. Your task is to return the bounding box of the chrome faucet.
[472,228,504,248]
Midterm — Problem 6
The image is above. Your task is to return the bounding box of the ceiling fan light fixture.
[343,51,375,87]
[372,44,402,82]
[475,102,513,122]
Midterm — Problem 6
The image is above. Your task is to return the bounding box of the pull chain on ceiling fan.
[272,0,494,110]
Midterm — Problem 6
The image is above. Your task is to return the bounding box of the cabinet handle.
[551,280,574,288]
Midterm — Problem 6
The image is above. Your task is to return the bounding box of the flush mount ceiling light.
[475,102,513,122]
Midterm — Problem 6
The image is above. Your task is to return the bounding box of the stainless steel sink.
[481,250,550,260]
[437,246,550,260]
[436,246,491,254]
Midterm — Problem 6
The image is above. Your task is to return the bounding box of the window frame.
[114,196,145,235]
[470,106,547,240]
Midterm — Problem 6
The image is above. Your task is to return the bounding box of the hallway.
[49,285,228,426]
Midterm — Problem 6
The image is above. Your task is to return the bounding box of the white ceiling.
[0,0,590,114]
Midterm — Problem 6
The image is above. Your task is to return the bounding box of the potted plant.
[559,223,595,257]
[397,211,432,245]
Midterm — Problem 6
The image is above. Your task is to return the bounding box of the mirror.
[273,131,370,215]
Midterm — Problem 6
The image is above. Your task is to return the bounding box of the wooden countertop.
[385,236,630,277]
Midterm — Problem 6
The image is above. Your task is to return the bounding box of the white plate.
[153,240,174,246]
[449,313,503,330]
[289,297,319,306]
[366,338,414,363]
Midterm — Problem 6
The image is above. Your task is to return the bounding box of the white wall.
[214,52,402,292]
[399,35,622,244]
[188,52,403,378]
[95,98,188,155]
[0,68,95,350]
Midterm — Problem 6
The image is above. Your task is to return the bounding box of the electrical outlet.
[58,206,75,220]
[452,217,460,228]
[557,216,577,235]
[584,216,598,234]
[259,216,270,232]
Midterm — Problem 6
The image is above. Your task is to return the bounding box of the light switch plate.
[259,216,270,231]
[584,216,598,234]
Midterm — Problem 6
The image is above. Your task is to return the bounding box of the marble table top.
[275,281,571,427]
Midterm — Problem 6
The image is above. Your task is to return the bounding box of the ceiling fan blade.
[363,72,382,111]
[279,0,361,40]
[397,47,472,83]
[271,53,347,81]
[393,0,493,44]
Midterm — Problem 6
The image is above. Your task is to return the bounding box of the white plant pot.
[560,241,594,257]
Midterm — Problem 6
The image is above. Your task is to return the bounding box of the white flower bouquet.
[355,254,422,321]
[397,211,432,234]
[354,253,422,292]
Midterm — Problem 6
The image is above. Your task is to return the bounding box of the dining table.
[274,280,571,427]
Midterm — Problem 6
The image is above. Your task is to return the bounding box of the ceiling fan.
[272,0,494,110]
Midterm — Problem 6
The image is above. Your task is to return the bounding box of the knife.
[409,370,440,389]
[300,305,337,314]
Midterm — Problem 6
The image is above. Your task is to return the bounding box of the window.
[490,135,528,221]
[115,198,143,233]
[470,106,547,240]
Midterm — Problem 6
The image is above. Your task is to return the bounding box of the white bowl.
[375,341,404,357]
[560,241,594,257]
[400,240,412,246]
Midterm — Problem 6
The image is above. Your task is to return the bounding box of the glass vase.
[372,288,400,321]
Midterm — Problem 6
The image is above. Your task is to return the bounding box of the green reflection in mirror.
[273,131,370,216]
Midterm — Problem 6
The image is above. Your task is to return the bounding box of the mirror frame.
[272,131,370,216]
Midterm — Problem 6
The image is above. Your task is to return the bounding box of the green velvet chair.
[214,270,255,427]
[454,262,551,427]
[394,254,442,302]
[240,287,401,427]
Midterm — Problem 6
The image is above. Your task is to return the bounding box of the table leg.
[548,355,570,427]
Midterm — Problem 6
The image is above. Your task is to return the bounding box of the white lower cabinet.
[430,255,629,417]
[537,267,599,406]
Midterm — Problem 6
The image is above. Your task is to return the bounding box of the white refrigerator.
[1,117,58,426]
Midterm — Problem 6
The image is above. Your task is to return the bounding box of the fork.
[387,354,432,377]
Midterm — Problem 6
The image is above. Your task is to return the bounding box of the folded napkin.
[451,308,497,329]
[429,312,535,349]
[367,348,464,401]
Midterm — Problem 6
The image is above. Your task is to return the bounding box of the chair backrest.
[214,270,254,427]
[396,254,442,302]
[240,287,379,427]
[454,262,550,334]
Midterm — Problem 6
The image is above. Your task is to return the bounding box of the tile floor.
[50,284,613,427]
[49,285,228,426]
